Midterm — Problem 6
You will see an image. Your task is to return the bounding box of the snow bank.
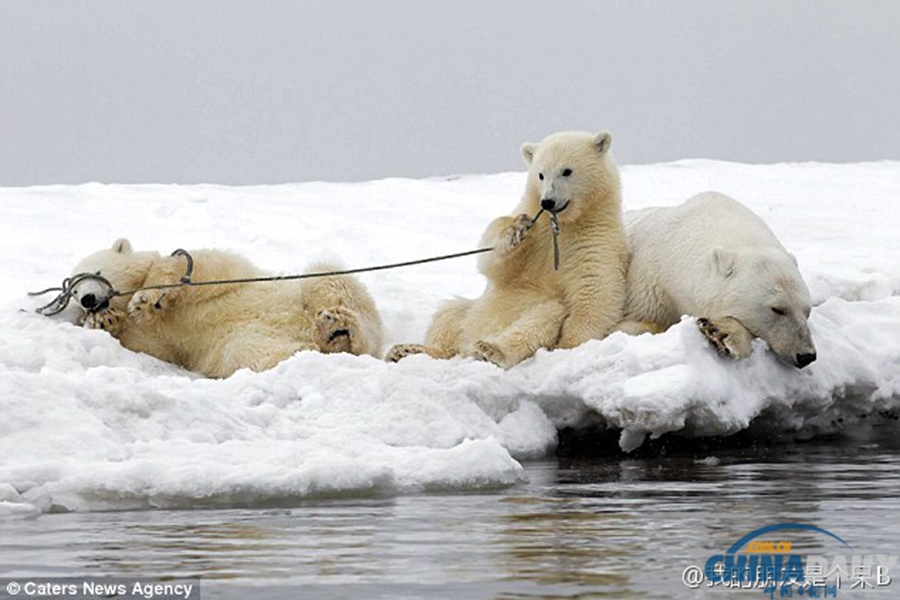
[1,161,898,515]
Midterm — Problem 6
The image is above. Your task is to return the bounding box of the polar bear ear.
[594,131,612,156]
[710,247,735,278]
[112,238,133,254]
[520,143,537,166]
[787,252,798,266]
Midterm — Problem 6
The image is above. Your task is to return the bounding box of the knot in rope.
[28,249,193,316]
[28,272,116,316]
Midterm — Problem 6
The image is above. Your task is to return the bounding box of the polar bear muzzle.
[540,198,570,213]
[795,351,817,369]
[79,292,110,313]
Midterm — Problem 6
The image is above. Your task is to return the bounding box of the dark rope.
[28,272,115,316]
[112,246,498,297]
[28,207,562,315]
[549,211,561,271]
[171,248,194,284]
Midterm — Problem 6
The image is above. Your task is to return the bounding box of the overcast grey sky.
[1,0,898,185]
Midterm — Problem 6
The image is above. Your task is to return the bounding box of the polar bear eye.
[771,307,786,316]
[562,168,573,177]
[538,173,544,181]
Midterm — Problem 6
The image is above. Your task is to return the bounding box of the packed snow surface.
[1,161,899,515]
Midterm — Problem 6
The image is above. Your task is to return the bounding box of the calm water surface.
[2,429,900,599]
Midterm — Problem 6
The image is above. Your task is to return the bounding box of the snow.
[1,160,899,516]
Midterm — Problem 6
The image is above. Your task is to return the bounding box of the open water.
[2,427,899,599]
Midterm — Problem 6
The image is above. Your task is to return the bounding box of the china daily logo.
[682,523,897,596]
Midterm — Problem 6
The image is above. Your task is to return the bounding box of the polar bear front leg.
[697,317,754,360]
[126,255,193,323]
[498,214,535,254]
[83,307,127,336]
[477,214,533,277]
[127,290,175,323]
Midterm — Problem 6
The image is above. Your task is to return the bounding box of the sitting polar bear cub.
[387,130,629,368]
[70,239,383,378]
[621,192,817,368]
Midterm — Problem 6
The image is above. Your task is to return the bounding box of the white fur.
[622,192,816,367]
[387,130,629,368]
[70,239,383,378]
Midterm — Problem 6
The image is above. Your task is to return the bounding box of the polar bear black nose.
[80,293,97,309]
[541,199,556,211]
[796,352,817,368]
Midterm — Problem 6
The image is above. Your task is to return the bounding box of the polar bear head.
[69,238,158,315]
[713,246,816,368]
[520,130,621,223]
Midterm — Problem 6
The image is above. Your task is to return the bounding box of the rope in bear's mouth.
[549,211,561,270]
[28,208,563,316]
[28,272,117,317]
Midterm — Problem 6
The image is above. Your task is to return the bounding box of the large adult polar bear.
[69,239,383,378]
[621,191,817,368]
[387,130,629,368]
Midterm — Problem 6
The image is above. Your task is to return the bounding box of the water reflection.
[497,496,635,590]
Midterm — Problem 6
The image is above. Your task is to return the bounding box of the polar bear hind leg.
[203,324,317,378]
[385,297,472,362]
[316,306,374,355]
[300,264,383,357]
[469,298,566,369]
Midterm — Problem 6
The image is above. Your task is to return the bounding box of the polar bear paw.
[316,306,359,354]
[697,317,753,360]
[84,307,126,335]
[472,340,510,368]
[384,343,428,363]
[501,214,534,253]
[127,290,169,323]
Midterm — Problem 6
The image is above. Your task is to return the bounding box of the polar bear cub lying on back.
[621,192,816,368]
[70,239,383,378]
